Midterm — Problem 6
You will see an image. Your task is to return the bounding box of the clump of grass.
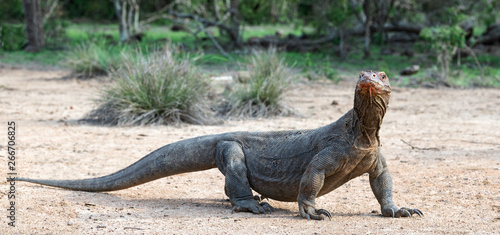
[226,48,293,117]
[86,46,215,125]
[447,66,500,88]
[65,38,124,78]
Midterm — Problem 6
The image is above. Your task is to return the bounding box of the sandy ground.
[0,67,499,234]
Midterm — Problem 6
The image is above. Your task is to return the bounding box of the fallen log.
[475,24,500,45]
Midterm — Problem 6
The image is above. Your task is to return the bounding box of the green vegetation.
[227,49,293,117]
[420,25,466,82]
[87,46,213,126]
[1,23,25,51]
[242,24,307,40]
[1,0,498,127]
[1,21,499,88]
[0,49,66,67]
[65,38,127,77]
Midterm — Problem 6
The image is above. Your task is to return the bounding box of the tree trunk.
[228,0,242,48]
[128,0,140,34]
[476,24,500,45]
[363,0,371,58]
[270,1,278,23]
[363,0,372,58]
[23,0,45,52]
[339,26,346,61]
[113,0,130,43]
[382,23,423,34]
[372,0,395,45]
[210,0,222,21]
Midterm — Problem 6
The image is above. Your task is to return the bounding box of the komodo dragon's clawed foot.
[259,202,275,213]
[382,207,423,218]
[231,198,274,214]
[299,204,332,221]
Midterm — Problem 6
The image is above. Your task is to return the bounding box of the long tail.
[17,135,220,192]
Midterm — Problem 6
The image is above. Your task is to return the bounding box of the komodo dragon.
[18,71,423,220]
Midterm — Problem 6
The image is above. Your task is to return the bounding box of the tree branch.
[194,15,230,57]
[42,0,58,23]
[168,10,232,33]
[139,1,176,26]
[247,30,338,50]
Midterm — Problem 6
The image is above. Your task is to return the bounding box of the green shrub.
[87,46,214,125]
[65,38,124,77]
[449,66,500,88]
[1,24,25,51]
[44,20,70,48]
[227,48,293,117]
[420,25,465,82]
[0,0,23,22]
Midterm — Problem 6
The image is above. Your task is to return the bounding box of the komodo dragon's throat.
[18,71,423,220]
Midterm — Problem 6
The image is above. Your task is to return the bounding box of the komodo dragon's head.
[353,71,392,147]
[355,70,391,108]
[356,71,391,97]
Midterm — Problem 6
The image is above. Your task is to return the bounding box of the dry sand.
[0,67,499,234]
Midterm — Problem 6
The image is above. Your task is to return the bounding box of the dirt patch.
[0,68,499,234]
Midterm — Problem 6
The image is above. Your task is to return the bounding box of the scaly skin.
[18,71,422,220]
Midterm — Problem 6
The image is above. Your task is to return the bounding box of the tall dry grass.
[226,48,293,117]
[87,46,215,125]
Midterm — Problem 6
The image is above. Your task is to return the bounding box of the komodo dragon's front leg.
[216,141,273,214]
[369,153,423,218]
[297,147,336,220]
[297,148,423,220]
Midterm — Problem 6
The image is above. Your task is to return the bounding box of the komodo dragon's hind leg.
[216,141,274,214]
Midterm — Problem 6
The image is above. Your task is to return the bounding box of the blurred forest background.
[3,0,500,124]
[1,0,500,86]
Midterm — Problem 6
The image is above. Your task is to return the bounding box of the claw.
[415,209,424,217]
[260,202,274,213]
[306,214,311,221]
[317,209,332,220]
[404,209,411,218]
[401,207,423,217]
[390,208,395,218]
